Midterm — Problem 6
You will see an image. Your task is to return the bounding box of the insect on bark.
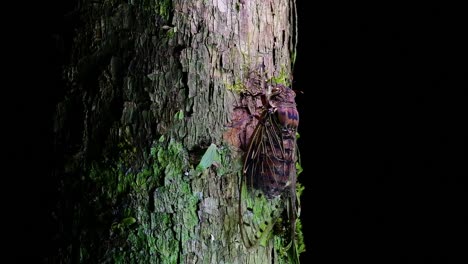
[238,76,301,262]
[243,84,299,198]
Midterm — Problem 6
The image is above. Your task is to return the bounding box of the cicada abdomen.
[239,83,301,262]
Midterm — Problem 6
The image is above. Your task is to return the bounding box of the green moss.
[225,80,246,93]
[83,135,199,263]
[166,26,177,38]
[295,218,306,255]
[117,212,179,263]
[154,0,172,21]
[226,67,294,96]
[161,0,172,20]
[135,137,199,262]
[271,176,306,263]
[239,183,284,249]
[268,68,291,86]
[141,0,172,22]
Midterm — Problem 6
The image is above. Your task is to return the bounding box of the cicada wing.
[240,112,285,249]
[242,115,265,191]
[252,113,293,197]
[239,102,301,256]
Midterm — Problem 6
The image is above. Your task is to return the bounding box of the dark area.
[5,1,465,263]
[293,2,466,263]
[4,1,75,262]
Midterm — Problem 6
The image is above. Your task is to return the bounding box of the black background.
[293,2,466,263]
[4,1,466,263]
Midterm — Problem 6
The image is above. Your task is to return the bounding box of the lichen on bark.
[51,0,300,263]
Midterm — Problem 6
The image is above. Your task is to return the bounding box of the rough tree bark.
[51,0,300,263]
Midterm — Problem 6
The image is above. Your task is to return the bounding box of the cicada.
[238,81,302,263]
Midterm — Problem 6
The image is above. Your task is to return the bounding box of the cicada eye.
[271,86,281,95]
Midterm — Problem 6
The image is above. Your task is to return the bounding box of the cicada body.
[243,84,299,198]
[239,82,302,262]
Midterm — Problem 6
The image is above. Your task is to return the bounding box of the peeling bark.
[51,0,299,263]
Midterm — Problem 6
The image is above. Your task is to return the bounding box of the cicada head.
[270,84,296,106]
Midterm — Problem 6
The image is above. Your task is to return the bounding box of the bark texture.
[51,0,298,263]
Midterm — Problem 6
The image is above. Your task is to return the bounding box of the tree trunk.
[51,0,300,263]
